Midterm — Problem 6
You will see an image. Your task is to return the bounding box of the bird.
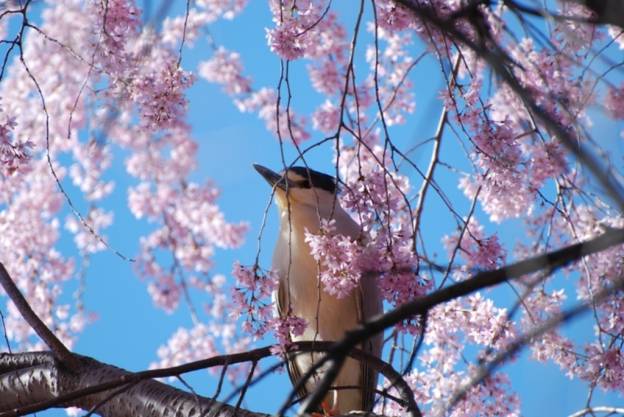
[254,163,383,415]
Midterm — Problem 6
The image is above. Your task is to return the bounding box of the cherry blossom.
[443,218,506,271]
[0,104,32,177]
[304,219,362,299]
[198,47,252,95]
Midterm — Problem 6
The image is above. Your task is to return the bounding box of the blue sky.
[6,1,623,416]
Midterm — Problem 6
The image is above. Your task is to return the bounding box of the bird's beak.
[253,164,288,190]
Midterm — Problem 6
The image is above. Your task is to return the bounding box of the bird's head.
[253,164,339,212]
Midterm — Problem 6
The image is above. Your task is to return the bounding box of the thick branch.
[576,0,624,29]
[0,342,409,417]
[0,351,266,417]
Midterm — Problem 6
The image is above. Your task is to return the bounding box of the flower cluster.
[131,60,194,131]
[198,54,311,143]
[266,1,347,61]
[68,140,114,201]
[240,88,311,143]
[271,314,307,354]
[304,219,362,299]
[0,104,32,177]
[443,218,506,272]
[131,180,248,311]
[231,262,278,337]
[231,262,307,352]
[198,47,252,95]
[336,142,431,332]
[65,208,114,255]
[377,294,519,416]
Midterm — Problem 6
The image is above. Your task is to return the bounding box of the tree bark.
[0,351,266,417]
[0,352,385,417]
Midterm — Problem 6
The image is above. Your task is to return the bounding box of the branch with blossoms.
[0,0,246,357]
[2,226,623,417]
[394,0,624,211]
[2,0,624,416]
[445,274,624,416]
[0,257,414,416]
[285,226,624,415]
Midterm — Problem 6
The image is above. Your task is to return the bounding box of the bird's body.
[254,164,383,414]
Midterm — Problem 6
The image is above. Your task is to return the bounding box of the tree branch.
[568,406,624,417]
[446,277,624,415]
[575,0,624,30]
[0,351,266,417]
[294,227,624,414]
[394,0,624,212]
[0,263,79,370]
[0,341,412,417]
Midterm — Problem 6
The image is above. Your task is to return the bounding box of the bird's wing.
[275,278,311,404]
[356,271,384,411]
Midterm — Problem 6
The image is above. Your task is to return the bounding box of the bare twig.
[412,55,461,246]
[0,310,11,354]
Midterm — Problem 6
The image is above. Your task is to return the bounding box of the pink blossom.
[69,141,114,201]
[578,345,624,391]
[65,208,114,255]
[308,60,344,95]
[151,323,218,371]
[373,0,415,31]
[88,0,140,76]
[195,0,248,19]
[304,219,362,299]
[147,274,181,313]
[526,141,567,188]
[553,2,599,50]
[0,104,32,177]
[266,20,306,60]
[266,4,346,61]
[231,263,279,338]
[381,294,519,417]
[235,88,310,143]
[364,28,416,125]
[271,314,307,353]
[443,218,506,270]
[198,47,252,95]
[161,10,211,47]
[131,63,194,131]
[312,100,341,133]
